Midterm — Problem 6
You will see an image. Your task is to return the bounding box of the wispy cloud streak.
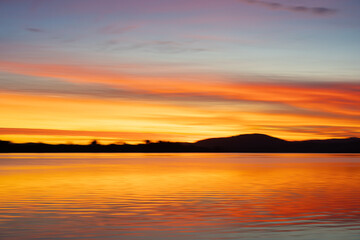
[239,0,337,16]
[0,60,359,121]
[99,24,139,34]
[0,127,178,140]
[25,27,44,33]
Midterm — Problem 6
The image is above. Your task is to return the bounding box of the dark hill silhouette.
[195,133,288,152]
[289,137,360,153]
[0,134,359,153]
[195,134,360,153]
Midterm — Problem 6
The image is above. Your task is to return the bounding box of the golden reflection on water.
[0,153,360,240]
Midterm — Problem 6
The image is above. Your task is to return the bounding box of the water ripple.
[1,153,360,239]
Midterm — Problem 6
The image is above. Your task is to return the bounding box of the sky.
[0,0,359,144]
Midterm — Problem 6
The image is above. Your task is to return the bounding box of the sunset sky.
[0,0,359,144]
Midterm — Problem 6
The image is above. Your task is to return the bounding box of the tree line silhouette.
[1,134,359,153]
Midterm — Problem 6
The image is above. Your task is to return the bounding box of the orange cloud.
[0,128,182,141]
[1,60,359,142]
[1,60,359,119]
[1,90,359,144]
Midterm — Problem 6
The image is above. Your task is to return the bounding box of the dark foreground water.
[0,153,360,240]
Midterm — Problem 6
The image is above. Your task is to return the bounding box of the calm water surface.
[0,153,360,240]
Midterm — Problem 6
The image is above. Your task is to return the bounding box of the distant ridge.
[195,133,288,152]
[195,133,360,153]
[1,133,360,153]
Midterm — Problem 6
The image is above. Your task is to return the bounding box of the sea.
[1,153,359,240]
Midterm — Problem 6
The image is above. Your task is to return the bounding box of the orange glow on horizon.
[0,60,359,143]
[1,88,359,143]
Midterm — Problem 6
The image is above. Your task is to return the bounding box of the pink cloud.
[99,24,139,34]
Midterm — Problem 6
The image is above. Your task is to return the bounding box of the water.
[0,153,359,240]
